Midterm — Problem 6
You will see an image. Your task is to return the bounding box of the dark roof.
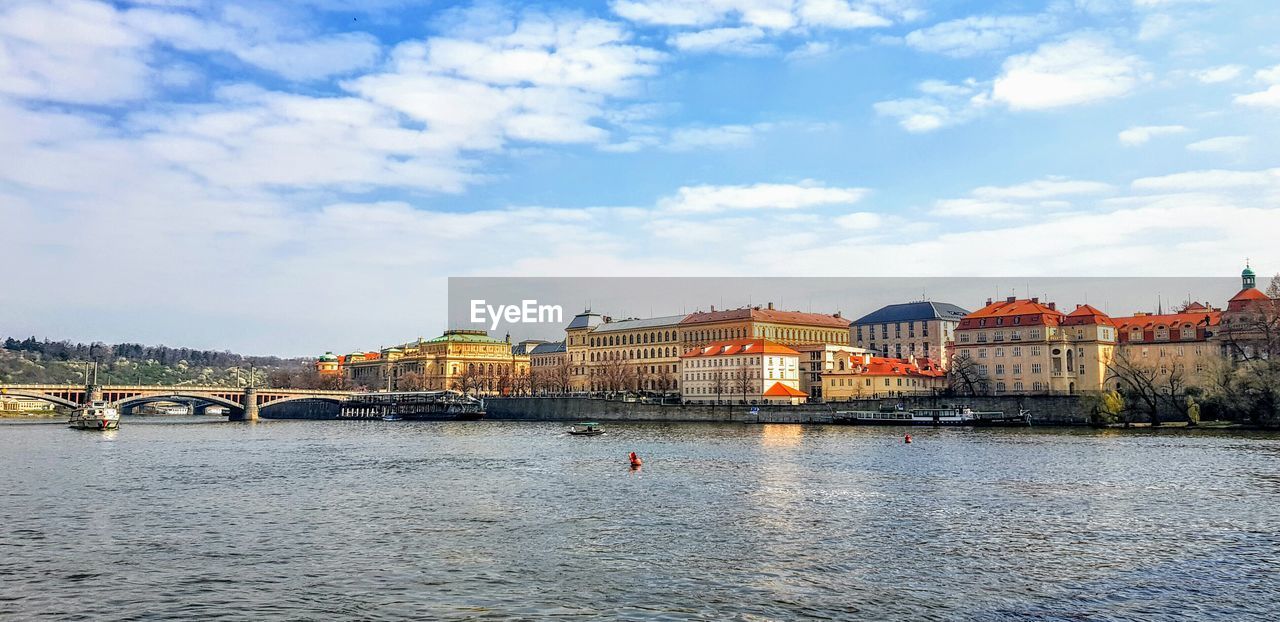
[566,312,604,331]
[530,341,566,355]
[852,301,970,325]
[592,314,687,333]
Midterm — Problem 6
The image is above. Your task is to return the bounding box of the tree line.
[2,336,305,368]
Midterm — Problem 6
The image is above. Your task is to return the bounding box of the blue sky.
[2,0,1279,354]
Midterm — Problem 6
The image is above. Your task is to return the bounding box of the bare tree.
[711,368,727,403]
[1106,349,1164,425]
[396,371,429,391]
[948,352,988,396]
[732,363,753,403]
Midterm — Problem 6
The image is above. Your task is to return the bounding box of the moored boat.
[832,406,1031,427]
[68,401,120,430]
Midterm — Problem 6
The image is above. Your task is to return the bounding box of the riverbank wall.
[483,396,1092,426]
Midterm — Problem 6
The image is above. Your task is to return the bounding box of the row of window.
[591,347,678,361]
[591,330,677,347]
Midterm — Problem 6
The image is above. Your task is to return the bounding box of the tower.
[1242,261,1256,290]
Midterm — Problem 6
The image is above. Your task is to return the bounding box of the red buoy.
[629,452,643,468]
[904,433,913,444]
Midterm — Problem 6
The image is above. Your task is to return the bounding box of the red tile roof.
[829,356,944,378]
[1063,304,1114,327]
[1111,310,1220,344]
[680,307,850,329]
[957,298,1064,329]
[763,382,807,397]
[679,338,799,358]
[1230,288,1270,302]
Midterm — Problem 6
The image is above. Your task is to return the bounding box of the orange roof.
[1230,288,1270,302]
[680,307,849,329]
[1112,310,1220,344]
[680,338,799,358]
[763,382,807,397]
[1063,304,1114,327]
[957,298,1063,329]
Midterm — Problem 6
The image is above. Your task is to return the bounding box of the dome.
[318,351,338,362]
[1242,265,1255,277]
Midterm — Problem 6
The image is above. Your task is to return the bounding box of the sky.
[2,0,1279,355]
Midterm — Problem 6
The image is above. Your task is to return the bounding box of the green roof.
[423,330,505,344]
[1243,266,1255,277]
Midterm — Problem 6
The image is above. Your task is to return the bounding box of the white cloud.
[666,123,769,150]
[668,26,772,54]
[658,181,869,213]
[611,0,907,30]
[835,212,882,230]
[873,79,986,132]
[904,15,1056,57]
[1118,124,1189,146]
[1235,85,1280,108]
[932,177,1112,218]
[1185,135,1251,154]
[1256,64,1280,84]
[1191,64,1244,83]
[970,178,1114,200]
[991,34,1146,110]
[1131,168,1280,191]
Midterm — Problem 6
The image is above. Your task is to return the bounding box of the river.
[2,418,1278,620]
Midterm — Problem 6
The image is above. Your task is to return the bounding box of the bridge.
[0,384,357,421]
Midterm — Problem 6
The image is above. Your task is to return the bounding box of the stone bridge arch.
[257,395,344,418]
[113,392,245,414]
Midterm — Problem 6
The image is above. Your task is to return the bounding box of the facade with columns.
[343,330,529,394]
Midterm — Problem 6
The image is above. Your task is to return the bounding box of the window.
[1031,363,1042,374]
[1031,346,1042,357]
[995,364,1005,375]
[1012,346,1021,357]
[995,347,1004,357]
[978,349,988,359]
[1013,364,1021,375]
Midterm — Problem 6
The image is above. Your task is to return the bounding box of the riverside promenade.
[484,395,1092,426]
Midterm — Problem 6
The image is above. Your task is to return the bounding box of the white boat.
[832,406,1031,427]
[68,401,120,430]
[382,413,403,421]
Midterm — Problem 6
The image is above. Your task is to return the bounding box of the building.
[512,339,547,356]
[820,353,946,400]
[1111,302,1223,384]
[315,351,342,376]
[850,300,969,367]
[679,303,850,350]
[564,310,605,391]
[586,314,685,393]
[679,338,806,404]
[1,396,55,413]
[1216,263,1279,361]
[950,297,1117,395]
[794,343,870,400]
[343,330,529,395]
[529,341,568,394]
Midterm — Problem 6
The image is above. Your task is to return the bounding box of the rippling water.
[2,417,1279,620]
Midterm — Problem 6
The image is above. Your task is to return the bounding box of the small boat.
[68,401,120,430]
[833,406,1031,427]
[382,414,403,421]
[568,422,604,436]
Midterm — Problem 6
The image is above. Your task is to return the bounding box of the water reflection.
[1,420,1277,620]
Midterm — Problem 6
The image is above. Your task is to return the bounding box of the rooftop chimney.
[834,311,842,319]
[1047,302,1056,311]
[767,302,774,310]
[1006,296,1017,303]
[1031,297,1039,303]
[986,298,993,306]
[710,304,716,312]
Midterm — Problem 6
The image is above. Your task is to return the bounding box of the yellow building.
[794,343,870,400]
[950,297,1117,395]
[821,353,946,400]
[343,330,529,395]
[679,303,850,350]
[586,314,685,393]
[1111,303,1223,387]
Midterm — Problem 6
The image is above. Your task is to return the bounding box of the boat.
[340,390,485,421]
[568,422,604,436]
[832,405,1031,427]
[68,401,120,430]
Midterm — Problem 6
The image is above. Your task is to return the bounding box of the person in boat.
[629,452,642,468]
